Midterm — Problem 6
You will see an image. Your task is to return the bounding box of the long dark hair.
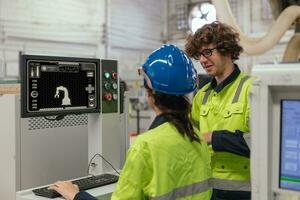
[148,88,200,143]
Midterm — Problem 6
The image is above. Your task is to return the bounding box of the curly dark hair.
[185,21,243,61]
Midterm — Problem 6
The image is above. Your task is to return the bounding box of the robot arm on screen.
[54,86,71,106]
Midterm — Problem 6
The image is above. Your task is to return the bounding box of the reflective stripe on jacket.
[111,122,212,200]
[192,72,252,192]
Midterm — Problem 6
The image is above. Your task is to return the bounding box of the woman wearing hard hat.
[50,44,212,200]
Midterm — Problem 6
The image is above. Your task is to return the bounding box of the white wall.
[106,0,166,135]
[108,0,166,81]
[0,0,106,79]
[0,0,167,84]
[0,0,295,80]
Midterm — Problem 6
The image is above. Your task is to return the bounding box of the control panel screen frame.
[20,54,101,118]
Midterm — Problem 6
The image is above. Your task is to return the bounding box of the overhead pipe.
[282,33,300,62]
[212,0,300,55]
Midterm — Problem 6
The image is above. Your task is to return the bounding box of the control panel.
[20,55,100,117]
[101,60,118,113]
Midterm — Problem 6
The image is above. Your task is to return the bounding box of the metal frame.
[251,62,300,200]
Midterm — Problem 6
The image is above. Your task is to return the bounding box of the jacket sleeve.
[111,143,150,200]
[211,130,250,158]
[74,191,97,200]
[74,144,149,200]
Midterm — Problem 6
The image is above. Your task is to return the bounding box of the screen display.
[20,55,100,117]
[279,100,300,191]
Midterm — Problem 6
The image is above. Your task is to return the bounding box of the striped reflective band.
[210,178,251,191]
[243,133,251,150]
[150,179,211,200]
[202,89,212,105]
[231,75,250,103]
[202,75,250,105]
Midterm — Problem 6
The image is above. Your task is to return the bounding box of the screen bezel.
[20,54,101,118]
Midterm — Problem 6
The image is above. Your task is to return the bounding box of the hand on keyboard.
[48,181,79,200]
[32,173,119,199]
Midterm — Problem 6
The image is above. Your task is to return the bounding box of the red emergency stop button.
[112,72,118,79]
[104,93,112,101]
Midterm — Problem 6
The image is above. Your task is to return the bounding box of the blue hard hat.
[142,44,197,95]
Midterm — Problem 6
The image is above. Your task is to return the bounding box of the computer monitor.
[250,62,300,200]
[279,99,300,191]
[20,54,100,117]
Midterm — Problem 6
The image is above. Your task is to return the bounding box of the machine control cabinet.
[101,60,118,113]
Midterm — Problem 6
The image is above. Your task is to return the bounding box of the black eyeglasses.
[193,47,216,60]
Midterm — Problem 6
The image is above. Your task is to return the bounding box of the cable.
[87,153,120,176]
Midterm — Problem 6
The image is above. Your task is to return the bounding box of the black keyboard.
[32,173,119,199]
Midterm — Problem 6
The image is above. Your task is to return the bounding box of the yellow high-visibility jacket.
[192,71,252,192]
[112,121,212,200]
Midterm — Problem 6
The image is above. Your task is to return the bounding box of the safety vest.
[112,122,212,200]
[192,72,252,192]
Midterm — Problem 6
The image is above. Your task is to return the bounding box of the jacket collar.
[206,64,240,93]
[148,114,167,130]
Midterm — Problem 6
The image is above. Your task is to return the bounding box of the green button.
[104,72,110,79]
[104,82,111,90]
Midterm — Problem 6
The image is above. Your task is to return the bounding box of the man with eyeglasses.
[185,21,252,200]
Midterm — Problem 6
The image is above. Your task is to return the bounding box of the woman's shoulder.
[131,122,180,149]
[135,122,172,141]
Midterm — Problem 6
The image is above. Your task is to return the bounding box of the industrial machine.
[0,55,129,199]
[251,62,300,200]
